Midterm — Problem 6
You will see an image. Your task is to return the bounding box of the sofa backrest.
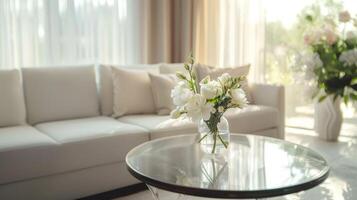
[99,64,160,116]
[159,63,185,74]
[22,65,100,125]
[0,69,26,127]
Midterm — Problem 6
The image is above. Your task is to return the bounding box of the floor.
[116,127,357,200]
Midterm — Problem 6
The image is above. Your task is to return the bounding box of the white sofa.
[0,64,284,200]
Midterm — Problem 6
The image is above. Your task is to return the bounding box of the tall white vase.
[314,96,342,141]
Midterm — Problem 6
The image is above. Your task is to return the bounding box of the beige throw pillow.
[112,67,156,117]
[195,63,253,103]
[149,73,177,115]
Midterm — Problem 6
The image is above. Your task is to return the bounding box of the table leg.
[146,185,187,200]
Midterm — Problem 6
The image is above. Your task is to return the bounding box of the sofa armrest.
[250,83,285,139]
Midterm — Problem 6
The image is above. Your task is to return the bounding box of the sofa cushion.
[159,63,186,74]
[0,117,148,185]
[22,65,100,125]
[224,105,278,133]
[0,69,26,127]
[99,64,160,116]
[35,116,149,162]
[118,105,278,140]
[0,126,58,184]
[149,73,177,115]
[112,67,156,117]
[118,115,197,140]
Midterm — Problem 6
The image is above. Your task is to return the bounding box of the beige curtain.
[136,0,194,64]
[192,0,266,82]
[142,0,266,82]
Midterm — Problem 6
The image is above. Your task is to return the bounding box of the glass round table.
[126,134,329,199]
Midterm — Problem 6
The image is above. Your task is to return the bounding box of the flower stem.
[217,133,228,148]
[198,133,209,143]
[211,132,217,154]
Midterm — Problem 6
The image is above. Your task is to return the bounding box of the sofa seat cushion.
[0,117,148,185]
[35,116,149,164]
[224,105,278,133]
[118,115,197,140]
[0,126,58,184]
[118,105,278,140]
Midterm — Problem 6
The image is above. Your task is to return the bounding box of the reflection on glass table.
[126,134,329,199]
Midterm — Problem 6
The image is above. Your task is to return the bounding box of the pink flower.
[303,29,322,45]
[304,34,314,45]
[339,11,351,23]
[324,28,338,45]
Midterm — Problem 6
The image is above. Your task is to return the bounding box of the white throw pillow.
[149,73,177,115]
[112,67,156,117]
[195,63,253,103]
[0,69,26,127]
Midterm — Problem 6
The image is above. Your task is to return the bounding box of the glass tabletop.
[126,134,329,199]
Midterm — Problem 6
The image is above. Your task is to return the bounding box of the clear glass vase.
[198,115,230,154]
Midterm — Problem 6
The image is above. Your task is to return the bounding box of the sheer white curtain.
[0,0,192,69]
[193,0,266,82]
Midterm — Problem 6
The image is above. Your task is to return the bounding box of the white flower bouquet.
[170,54,248,154]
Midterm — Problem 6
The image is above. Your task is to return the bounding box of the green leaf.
[318,95,327,102]
[350,93,357,101]
[176,72,186,80]
[352,84,357,91]
[305,14,313,22]
[200,76,210,84]
[188,52,194,64]
[192,73,197,81]
[343,95,349,105]
[333,94,339,101]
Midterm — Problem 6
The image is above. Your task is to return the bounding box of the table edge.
[126,162,329,199]
[125,134,330,198]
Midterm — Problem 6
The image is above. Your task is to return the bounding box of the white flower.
[230,88,248,107]
[170,108,181,119]
[185,94,214,122]
[303,53,323,69]
[339,49,357,66]
[346,31,356,40]
[218,106,224,113]
[171,81,193,106]
[339,11,351,23]
[218,73,231,84]
[200,80,222,99]
[324,16,336,27]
